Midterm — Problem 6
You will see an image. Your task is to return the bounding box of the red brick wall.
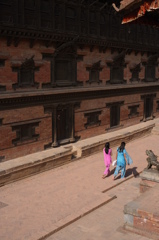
[0,39,159,161]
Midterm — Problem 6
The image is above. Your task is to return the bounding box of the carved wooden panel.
[66,5,77,32]
[54,3,64,30]
[0,0,158,51]
[0,0,13,25]
[24,0,36,28]
[80,7,88,34]
[100,12,108,37]
[41,0,53,29]
[109,14,120,40]
[89,10,98,36]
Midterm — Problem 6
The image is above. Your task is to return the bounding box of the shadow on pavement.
[125,167,139,178]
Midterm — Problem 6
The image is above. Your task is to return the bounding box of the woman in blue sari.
[113,142,127,179]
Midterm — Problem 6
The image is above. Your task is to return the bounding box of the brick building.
[0,0,159,161]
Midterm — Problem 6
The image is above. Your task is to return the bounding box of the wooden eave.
[113,0,143,13]
[113,0,159,25]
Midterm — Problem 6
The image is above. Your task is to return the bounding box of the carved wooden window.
[90,70,99,82]
[110,15,119,40]
[100,13,108,37]
[55,58,71,82]
[86,61,102,84]
[54,3,64,30]
[111,66,123,84]
[54,51,77,86]
[66,6,77,32]
[89,11,97,35]
[84,111,101,129]
[24,0,36,28]
[132,70,139,82]
[107,52,126,84]
[41,0,52,29]
[130,64,141,82]
[128,105,139,118]
[145,65,155,82]
[80,7,88,34]
[12,57,39,89]
[12,121,40,145]
[143,54,158,82]
[0,0,13,25]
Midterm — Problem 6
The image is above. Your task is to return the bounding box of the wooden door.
[56,106,71,142]
[110,105,120,128]
[144,97,153,119]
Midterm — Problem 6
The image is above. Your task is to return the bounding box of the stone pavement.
[47,177,151,240]
[0,133,159,240]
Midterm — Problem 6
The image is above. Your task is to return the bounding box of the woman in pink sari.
[102,142,112,179]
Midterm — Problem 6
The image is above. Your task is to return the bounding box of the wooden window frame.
[84,110,102,129]
[12,120,40,146]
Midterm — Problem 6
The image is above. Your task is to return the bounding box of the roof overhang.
[112,0,159,26]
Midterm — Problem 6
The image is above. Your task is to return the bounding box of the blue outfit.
[114,147,126,179]
[125,150,133,165]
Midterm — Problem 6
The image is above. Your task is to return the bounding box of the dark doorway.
[144,97,153,119]
[110,105,120,127]
[56,105,72,143]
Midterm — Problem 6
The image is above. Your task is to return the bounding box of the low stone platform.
[140,168,159,193]
[124,172,159,239]
[0,118,158,186]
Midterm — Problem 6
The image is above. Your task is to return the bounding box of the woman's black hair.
[119,142,125,152]
[105,142,110,154]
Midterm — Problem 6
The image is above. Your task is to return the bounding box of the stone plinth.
[124,183,159,240]
[140,168,159,193]
[123,168,159,239]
